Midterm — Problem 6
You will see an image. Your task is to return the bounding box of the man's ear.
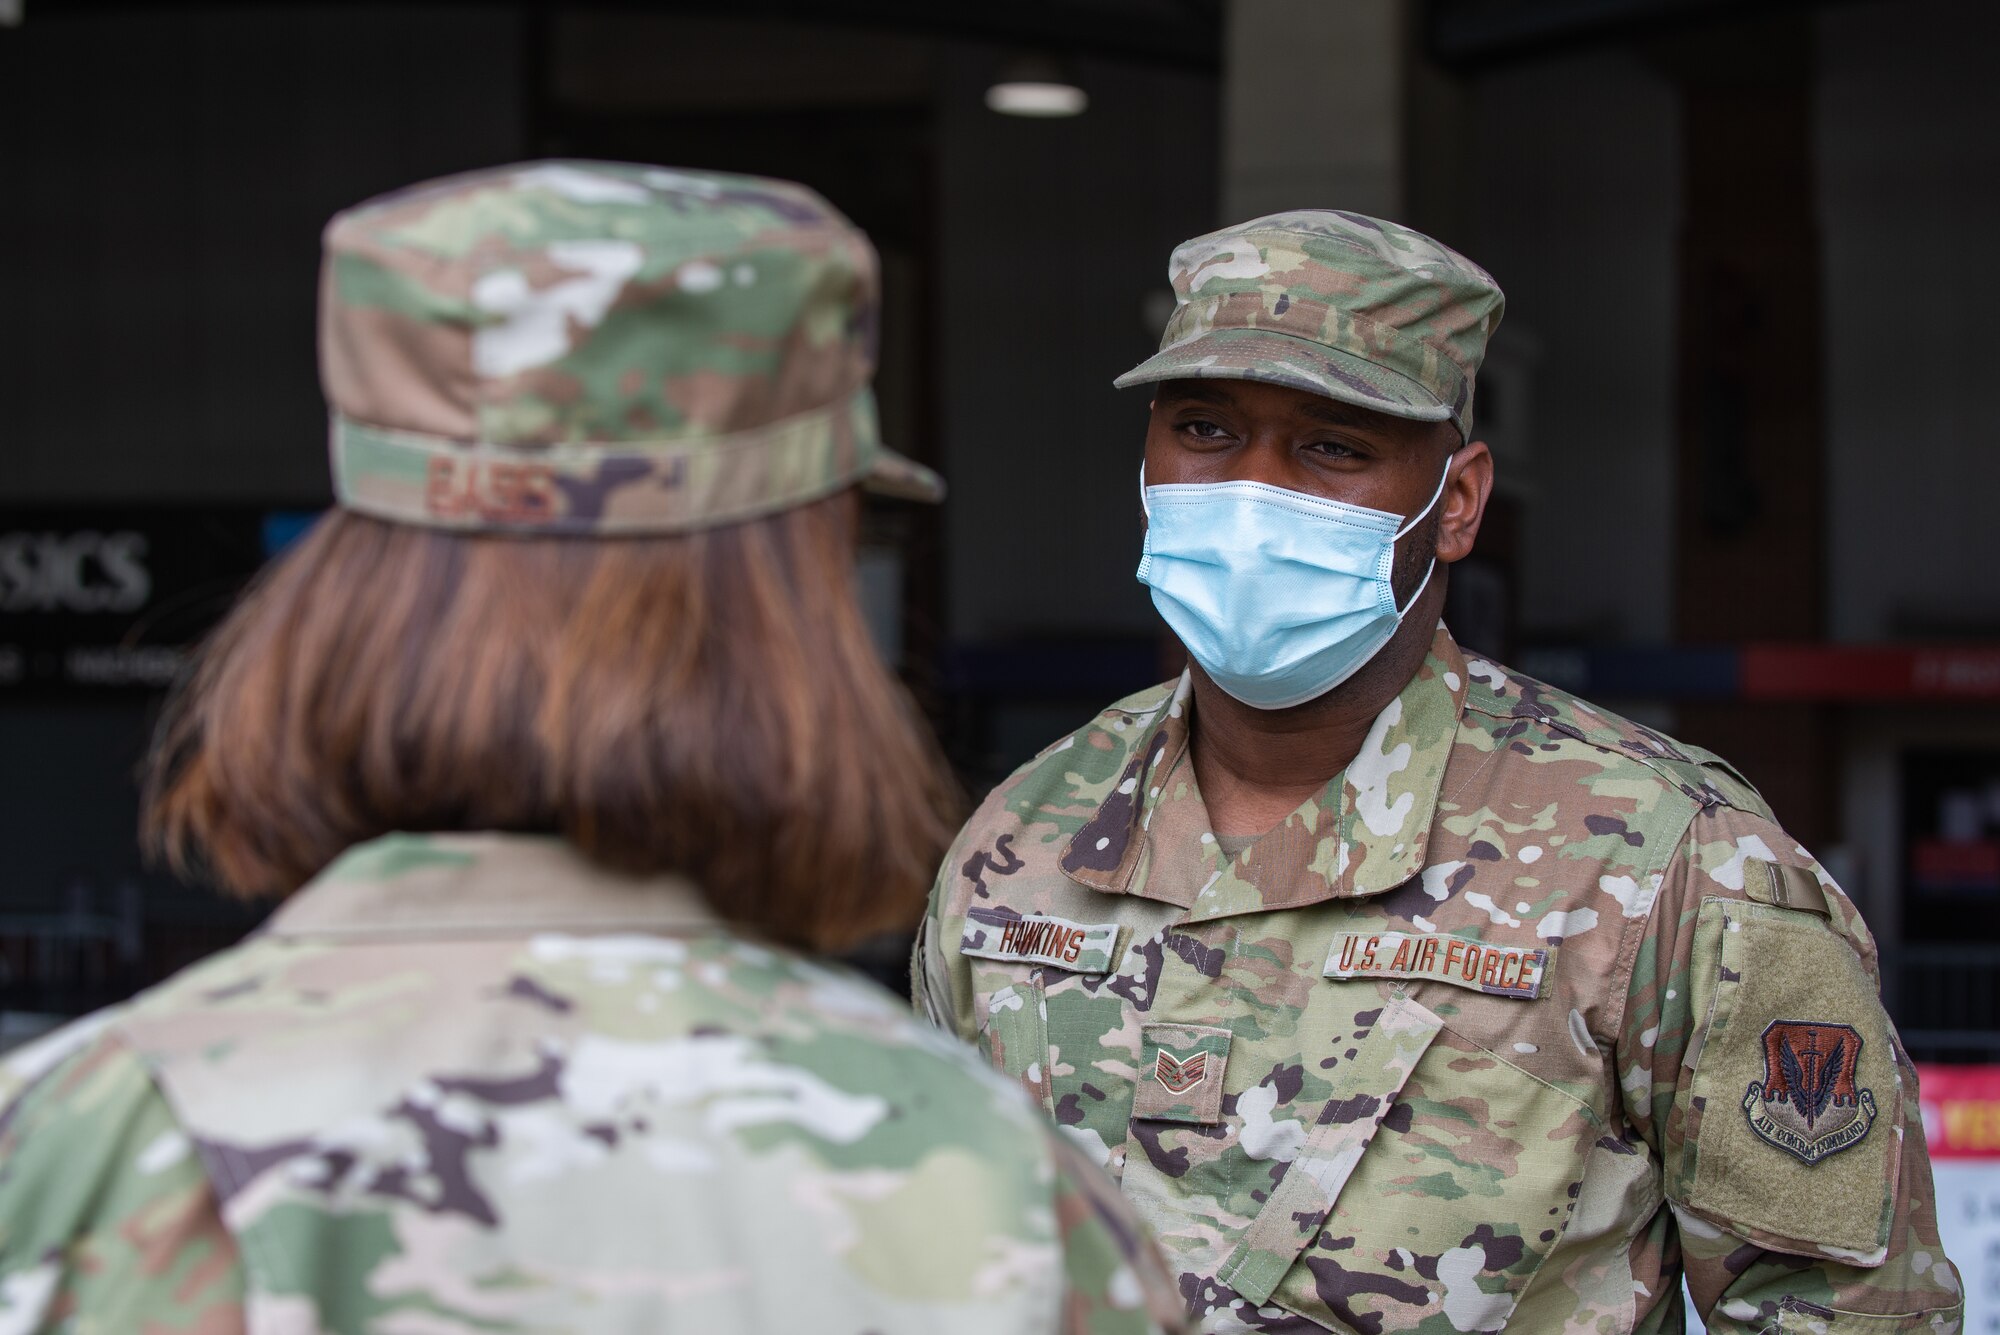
[1436,438,1493,565]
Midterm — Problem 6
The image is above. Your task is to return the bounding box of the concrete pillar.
[1222,0,1405,222]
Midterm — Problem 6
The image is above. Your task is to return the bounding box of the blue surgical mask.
[1136,464,1448,710]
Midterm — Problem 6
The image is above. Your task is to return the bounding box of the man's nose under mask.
[1136,463,1447,710]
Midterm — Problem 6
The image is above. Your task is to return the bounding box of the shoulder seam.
[1462,699,1725,810]
[1002,682,1178,790]
[0,1005,131,1126]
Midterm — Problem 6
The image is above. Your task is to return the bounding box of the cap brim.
[862,446,945,504]
[1113,326,1452,426]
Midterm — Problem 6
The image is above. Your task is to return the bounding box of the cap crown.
[1131,210,1505,438]
[324,161,873,446]
[320,161,934,534]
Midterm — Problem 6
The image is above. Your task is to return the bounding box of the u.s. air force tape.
[960,911,1122,974]
[1323,930,1550,1000]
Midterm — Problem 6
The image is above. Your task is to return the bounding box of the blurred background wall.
[5,0,2000,1066]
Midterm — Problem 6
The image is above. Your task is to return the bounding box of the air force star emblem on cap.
[1743,1019,1878,1165]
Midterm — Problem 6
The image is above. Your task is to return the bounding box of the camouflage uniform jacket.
[0,833,1188,1334]
[916,628,1963,1334]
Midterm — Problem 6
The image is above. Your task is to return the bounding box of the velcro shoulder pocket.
[1673,897,1902,1262]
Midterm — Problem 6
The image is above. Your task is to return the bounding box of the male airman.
[918,210,1963,1333]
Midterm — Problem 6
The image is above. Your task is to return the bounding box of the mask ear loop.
[1390,459,1453,617]
[1393,460,1452,541]
[1139,458,1152,521]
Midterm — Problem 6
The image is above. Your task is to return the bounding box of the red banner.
[1917,1063,2000,1158]
[1744,646,2000,701]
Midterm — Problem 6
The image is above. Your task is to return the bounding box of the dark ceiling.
[26,0,1878,76]
[35,0,1227,71]
[1426,0,1868,68]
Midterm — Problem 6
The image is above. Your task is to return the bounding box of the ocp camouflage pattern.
[918,627,1963,1333]
[0,833,1186,1334]
[1114,211,1505,440]
[322,160,941,535]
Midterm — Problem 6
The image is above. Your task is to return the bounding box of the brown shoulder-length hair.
[142,493,959,951]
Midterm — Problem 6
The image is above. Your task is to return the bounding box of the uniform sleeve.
[0,1028,246,1334]
[1620,803,1963,1332]
[911,856,966,1036]
[1046,1129,1191,1335]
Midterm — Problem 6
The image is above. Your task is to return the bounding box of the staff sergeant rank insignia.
[1132,1024,1231,1124]
[1744,1020,1878,1165]
[1154,1048,1208,1095]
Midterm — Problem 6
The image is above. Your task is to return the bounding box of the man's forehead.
[1154,378,1434,435]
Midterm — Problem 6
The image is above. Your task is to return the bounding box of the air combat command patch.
[1743,1020,1878,1165]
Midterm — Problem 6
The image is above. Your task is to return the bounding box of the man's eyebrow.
[1295,397,1383,430]
[1156,379,1410,436]
[1154,381,1233,407]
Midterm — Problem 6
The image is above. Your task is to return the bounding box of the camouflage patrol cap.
[321,160,943,535]
[1116,210,1505,439]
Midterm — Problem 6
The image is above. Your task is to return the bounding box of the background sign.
[0,509,315,692]
[1921,1063,2000,1330]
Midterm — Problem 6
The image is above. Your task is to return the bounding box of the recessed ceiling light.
[987,81,1088,117]
[987,56,1087,118]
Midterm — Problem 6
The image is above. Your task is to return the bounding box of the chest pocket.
[1212,993,1447,1306]
[964,911,1127,1117]
[969,966,1053,1114]
[1264,1017,1599,1333]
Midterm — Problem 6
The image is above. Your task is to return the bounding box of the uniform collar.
[1059,627,1470,923]
[267,832,727,939]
